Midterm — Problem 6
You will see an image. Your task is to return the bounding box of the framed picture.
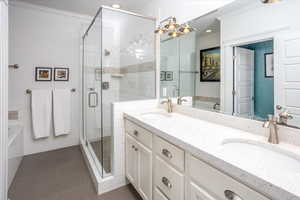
[165,71,173,81]
[160,71,166,81]
[54,68,69,81]
[35,67,52,81]
[265,53,274,78]
[200,47,221,82]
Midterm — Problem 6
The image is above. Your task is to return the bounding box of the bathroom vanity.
[124,108,300,200]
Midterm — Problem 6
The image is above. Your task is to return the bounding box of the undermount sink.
[140,112,173,120]
[219,139,300,174]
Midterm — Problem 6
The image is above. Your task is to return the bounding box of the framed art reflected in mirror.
[200,47,221,82]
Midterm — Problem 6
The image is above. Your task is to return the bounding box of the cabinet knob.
[224,190,243,200]
[162,148,172,159]
[134,130,139,136]
[162,177,172,189]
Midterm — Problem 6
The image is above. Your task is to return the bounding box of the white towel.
[52,89,71,136]
[31,89,52,139]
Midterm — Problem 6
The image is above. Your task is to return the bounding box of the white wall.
[0,1,8,200]
[196,32,221,98]
[9,2,91,155]
[142,0,235,24]
[220,0,300,113]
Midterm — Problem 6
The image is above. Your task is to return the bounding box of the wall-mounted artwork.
[160,71,166,81]
[265,53,274,78]
[165,71,173,81]
[54,68,69,81]
[200,47,220,82]
[35,67,52,81]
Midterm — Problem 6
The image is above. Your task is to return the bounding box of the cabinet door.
[126,135,138,186]
[188,182,216,200]
[137,142,152,200]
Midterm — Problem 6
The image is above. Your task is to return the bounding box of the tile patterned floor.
[8,146,141,200]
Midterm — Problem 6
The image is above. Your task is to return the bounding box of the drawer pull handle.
[224,190,243,200]
[133,130,139,136]
[162,149,172,159]
[162,177,172,189]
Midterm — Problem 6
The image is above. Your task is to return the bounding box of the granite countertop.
[124,109,300,200]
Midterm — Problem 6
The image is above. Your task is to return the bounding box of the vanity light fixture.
[261,0,281,3]
[164,18,179,31]
[206,29,212,33]
[168,30,183,38]
[179,24,194,33]
[154,25,167,34]
[155,16,195,38]
[112,4,121,9]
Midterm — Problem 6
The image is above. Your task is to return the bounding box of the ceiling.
[13,0,152,16]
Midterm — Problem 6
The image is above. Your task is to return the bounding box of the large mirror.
[159,0,300,128]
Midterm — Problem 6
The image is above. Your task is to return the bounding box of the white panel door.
[234,47,255,117]
[137,142,152,200]
[125,135,138,186]
[276,32,300,127]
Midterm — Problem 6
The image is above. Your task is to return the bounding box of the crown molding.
[9,0,92,22]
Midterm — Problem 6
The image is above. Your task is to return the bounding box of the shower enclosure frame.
[81,6,157,194]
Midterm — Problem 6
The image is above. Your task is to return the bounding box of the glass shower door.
[83,12,105,177]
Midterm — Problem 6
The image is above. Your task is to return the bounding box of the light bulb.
[183,28,190,33]
[168,24,175,30]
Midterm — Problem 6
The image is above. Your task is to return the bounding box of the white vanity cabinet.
[125,121,153,200]
[125,119,270,200]
[187,155,270,200]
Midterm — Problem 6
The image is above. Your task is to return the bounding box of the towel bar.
[26,88,76,94]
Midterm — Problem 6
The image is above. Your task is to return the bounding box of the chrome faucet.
[263,115,279,144]
[177,96,188,105]
[161,98,173,113]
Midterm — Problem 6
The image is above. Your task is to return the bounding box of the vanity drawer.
[154,188,169,200]
[125,120,152,148]
[189,182,216,200]
[155,156,184,200]
[154,136,185,171]
[187,155,270,200]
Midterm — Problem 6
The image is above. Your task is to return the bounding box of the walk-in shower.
[81,6,156,192]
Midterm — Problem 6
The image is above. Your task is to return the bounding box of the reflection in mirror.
[160,16,221,112]
[233,40,274,121]
[159,0,300,129]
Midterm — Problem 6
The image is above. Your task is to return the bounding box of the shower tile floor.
[8,146,142,200]
[91,136,111,174]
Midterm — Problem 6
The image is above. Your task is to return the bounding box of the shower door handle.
[88,92,98,108]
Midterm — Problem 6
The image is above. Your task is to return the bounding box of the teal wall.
[240,40,274,120]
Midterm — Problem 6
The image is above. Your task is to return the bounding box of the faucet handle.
[279,110,293,120]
